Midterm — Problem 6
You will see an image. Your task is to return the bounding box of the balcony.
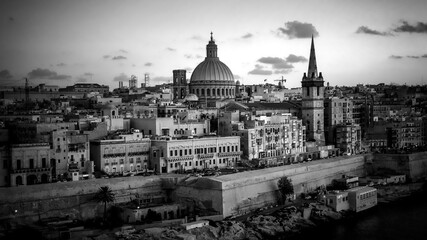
[103,153,126,158]
[198,153,214,159]
[128,151,150,156]
[166,156,194,162]
[218,151,242,157]
[11,167,52,174]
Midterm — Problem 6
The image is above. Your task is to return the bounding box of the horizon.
[1,0,427,89]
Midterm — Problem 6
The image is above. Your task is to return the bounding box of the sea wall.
[0,175,181,223]
[369,151,427,181]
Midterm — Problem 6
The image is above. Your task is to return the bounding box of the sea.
[293,193,427,240]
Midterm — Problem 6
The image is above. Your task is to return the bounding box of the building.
[174,33,236,107]
[9,143,52,186]
[172,69,188,100]
[325,191,349,212]
[301,36,325,145]
[151,136,241,174]
[130,117,210,138]
[60,83,109,94]
[347,186,377,212]
[335,123,362,155]
[324,97,354,145]
[90,132,151,174]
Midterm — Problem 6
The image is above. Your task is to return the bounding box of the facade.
[347,186,377,212]
[90,133,151,174]
[10,143,52,186]
[335,123,362,155]
[324,97,354,145]
[326,191,349,212]
[186,33,236,106]
[130,117,210,138]
[301,36,325,145]
[172,69,188,100]
[151,136,241,174]
[0,146,9,187]
[60,83,109,94]
[386,118,423,149]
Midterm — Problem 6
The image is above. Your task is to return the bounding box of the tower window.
[307,87,310,96]
[317,86,320,96]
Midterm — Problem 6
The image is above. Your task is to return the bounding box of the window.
[175,150,178,156]
[170,163,173,168]
[185,149,187,155]
[317,86,320,96]
[180,150,183,156]
[307,87,310,96]
[42,158,46,168]
[170,150,173,156]
[3,160,7,169]
[29,159,34,169]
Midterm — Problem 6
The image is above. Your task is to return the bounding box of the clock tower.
[301,36,325,145]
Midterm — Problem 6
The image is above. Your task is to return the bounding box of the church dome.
[190,58,234,82]
[184,94,199,102]
[190,33,234,83]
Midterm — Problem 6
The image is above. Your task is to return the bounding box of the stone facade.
[151,136,241,174]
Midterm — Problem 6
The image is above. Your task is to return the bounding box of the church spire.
[307,35,318,78]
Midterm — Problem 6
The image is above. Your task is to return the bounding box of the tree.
[278,176,294,204]
[94,186,115,220]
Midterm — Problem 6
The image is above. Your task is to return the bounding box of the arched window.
[207,89,210,96]
[317,121,321,131]
[222,89,225,96]
[217,89,220,95]
[201,89,205,95]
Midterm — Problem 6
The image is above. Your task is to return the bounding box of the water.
[296,194,427,240]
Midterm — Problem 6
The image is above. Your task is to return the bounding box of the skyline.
[1,0,427,89]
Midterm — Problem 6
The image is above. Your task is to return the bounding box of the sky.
[1,0,427,89]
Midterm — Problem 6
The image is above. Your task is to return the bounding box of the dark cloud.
[119,49,128,53]
[356,26,393,36]
[166,47,176,52]
[84,72,94,77]
[57,62,67,67]
[406,54,427,59]
[422,54,427,58]
[0,70,13,80]
[242,33,253,39]
[103,55,110,59]
[248,64,273,75]
[394,21,427,33]
[112,55,127,60]
[257,57,293,70]
[191,35,204,41]
[274,69,292,74]
[277,21,319,39]
[132,64,136,67]
[8,17,14,22]
[113,73,129,82]
[27,68,71,80]
[145,62,153,67]
[407,55,420,59]
[389,55,403,59]
[285,54,307,63]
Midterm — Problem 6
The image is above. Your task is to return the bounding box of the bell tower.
[301,36,325,145]
[172,69,188,100]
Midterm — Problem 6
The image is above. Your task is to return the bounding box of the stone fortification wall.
[370,152,427,181]
[174,155,368,217]
[0,176,180,223]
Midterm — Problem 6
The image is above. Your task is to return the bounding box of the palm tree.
[94,186,115,220]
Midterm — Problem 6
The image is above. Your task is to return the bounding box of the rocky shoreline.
[89,183,426,240]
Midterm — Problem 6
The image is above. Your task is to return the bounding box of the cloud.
[258,57,293,70]
[76,77,88,83]
[389,55,403,59]
[119,49,128,53]
[184,54,203,59]
[277,21,319,39]
[145,62,153,67]
[407,55,420,59]
[27,68,71,80]
[8,17,14,22]
[56,62,67,67]
[285,54,307,63]
[84,72,94,77]
[166,47,176,52]
[274,69,292,74]
[113,73,129,82]
[394,21,427,33]
[406,54,427,59]
[248,64,273,75]
[241,33,253,39]
[0,70,13,80]
[152,76,170,83]
[422,54,427,58]
[233,74,241,79]
[103,55,110,59]
[112,55,127,60]
[191,35,204,41]
[356,26,393,36]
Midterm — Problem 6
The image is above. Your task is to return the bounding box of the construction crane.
[274,76,286,89]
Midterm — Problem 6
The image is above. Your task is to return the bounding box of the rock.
[144,227,167,236]
[177,233,196,240]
